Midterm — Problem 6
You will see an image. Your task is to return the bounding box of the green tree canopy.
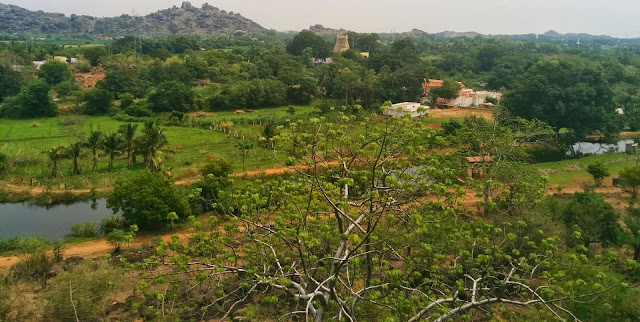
[0,64,22,102]
[286,30,331,59]
[82,46,109,66]
[428,79,462,106]
[1,81,57,118]
[98,64,150,98]
[38,60,73,86]
[107,171,191,228]
[587,162,610,186]
[147,80,195,113]
[82,88,113,115]
[503,59,620,141]
[620,165,640,199]
[563,192,622,246]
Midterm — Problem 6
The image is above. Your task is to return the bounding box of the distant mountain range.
[1,2,638,44]
[302,25,639,47]
[0,2,266,37]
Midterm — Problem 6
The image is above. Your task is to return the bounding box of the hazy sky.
[4,0,640,37]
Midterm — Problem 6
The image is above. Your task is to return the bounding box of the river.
[0,199,113,241]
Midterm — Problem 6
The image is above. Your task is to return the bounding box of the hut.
[465,156,493,178]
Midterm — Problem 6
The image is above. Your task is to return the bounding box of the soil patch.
[429,108,494,120]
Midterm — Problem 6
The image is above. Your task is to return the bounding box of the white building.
[384,102,429,118]
[451,89,502,108]
[33,61,46,69]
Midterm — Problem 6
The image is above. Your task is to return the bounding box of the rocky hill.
[0,2,266,36]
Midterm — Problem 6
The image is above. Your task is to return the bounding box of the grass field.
[198,105,314,121]
[0,104,472,190]
[534,153,637,186]
[0,107,318,189]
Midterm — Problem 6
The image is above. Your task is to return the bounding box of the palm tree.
[118,123,138,167]
[66,142,84,175]
[235,140,255,172]
[44,146,66,178]
[84,131,103,171]
[103,133,123,170]
[140,121,168,172]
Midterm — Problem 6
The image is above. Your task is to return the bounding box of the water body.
[0,199,113,241]
[570,140,635,155]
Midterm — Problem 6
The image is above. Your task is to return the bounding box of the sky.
[3,0,640,37]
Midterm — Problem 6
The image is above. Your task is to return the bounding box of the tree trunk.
[51,161,58,178]
[73,157,80,175]
[635,244,640,261]
[109,154,114,169]
[149,151,158,172]
[93,149,98,171]
[127,150,132,167]
[483,181,490,215]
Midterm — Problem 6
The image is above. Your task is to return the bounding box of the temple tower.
[333,34,350,53]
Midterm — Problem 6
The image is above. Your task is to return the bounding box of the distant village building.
[384,102,429,118]
[465,156,493,178]
[360,52,370,58]
[422,79,502,108]
[313,58,333,65]
[451,88,502,108]
[333,34,350,53]
[53,56,69,63]
[422,79,444,96]
[33,61,45,69]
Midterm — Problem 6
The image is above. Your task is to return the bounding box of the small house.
[384,102,429,118]
[465,156,493,178]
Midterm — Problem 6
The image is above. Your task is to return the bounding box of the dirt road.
[0,231,194,269]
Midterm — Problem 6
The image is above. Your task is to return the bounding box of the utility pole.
[132,9,142,57]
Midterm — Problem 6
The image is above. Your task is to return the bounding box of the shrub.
[587,162,610,186]
[10,237,57,282]
[193,158,234,212]
[0,236,49,254]
[124,101,154,117]
[68,222,99,238]
[563,192,622,246]
[54,80,79,97]
[82,88,114,115]
[44,260,127,321]
[119,93,135,109]
[0,152,9,175]
[10,250,55,282]
[106,229,126,250]
[620,166,640,199]
[99,216,125,235]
